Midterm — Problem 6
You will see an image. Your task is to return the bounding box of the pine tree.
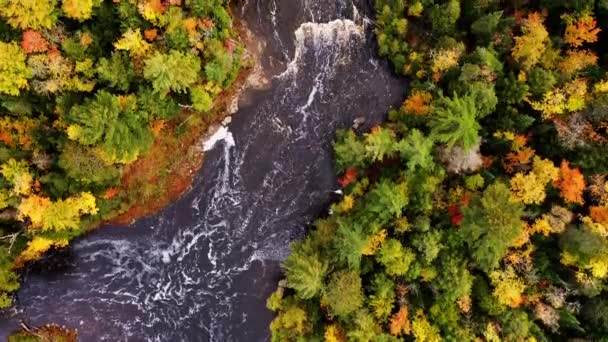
[365,179,409,222]
[334,129,367,173]
[430,94,481,151]
[66,91,153,163]
[364,127,397,162]
[396,129,435,172]
[144,50,202,96]
[460,182,525,272]
[282,240,328,299]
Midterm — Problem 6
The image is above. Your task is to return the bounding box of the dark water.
[0,1,404,340]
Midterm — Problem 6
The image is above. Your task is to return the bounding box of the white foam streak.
[279,19,364,79]
[203,126,235,152]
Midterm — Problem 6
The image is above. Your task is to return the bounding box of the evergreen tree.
[282,240,328,299]
[460,182,525,272]
[143,50,201,95]
[430,94,481,151]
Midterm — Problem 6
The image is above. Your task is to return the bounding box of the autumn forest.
[1,0,608,341]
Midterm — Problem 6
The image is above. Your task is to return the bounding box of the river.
[0,0,404,340]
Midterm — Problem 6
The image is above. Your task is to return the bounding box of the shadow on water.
[0,0,405,340]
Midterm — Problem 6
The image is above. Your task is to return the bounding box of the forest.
[0,0,242,312]
[268,0,608,340]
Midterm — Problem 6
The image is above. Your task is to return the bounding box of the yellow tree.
[559,50,598,76]
[17,237,68,265]
[0,0,57,30]
[529,78,588,118]
[18,192,98,231]
[0,42,31,96]
[114,29,152,58]
[0,159,33,196]
[62,0,96,21]
[512,12,549,70]
[490,266,526,308]
[411,309,441,342]
[510,157,559,204]
[510,172,547,204]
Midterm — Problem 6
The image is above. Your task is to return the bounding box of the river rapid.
[0,0,404,340]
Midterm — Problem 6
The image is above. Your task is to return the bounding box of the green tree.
[143,50,202,96]
[365,179,409,223]
[375,0,409,72]
[334,220,367,270]
[471,11,503,43]
[58,143,120,186]
[364,127,397,162]
[269,301,312,341]
[96,52,136,92]
[323,270,364,318]
[460,182,525,272]
[368,273,395,322]
[0,247,19,308]
[205,52,233,86]
[376,239,415,276]
[430,93,481,151]
[528,67,557,97]
[429,0,461,35]
[334,129,367,173]
[347,310,382,342]
[190,86,214,112]
[66,91,153,163]
[396,129,435,172]
[282,240,328,299]
[411,230,443,264]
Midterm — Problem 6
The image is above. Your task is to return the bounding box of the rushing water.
[0,0,404,340]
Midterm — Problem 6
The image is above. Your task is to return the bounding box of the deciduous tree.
[0,42,30,96]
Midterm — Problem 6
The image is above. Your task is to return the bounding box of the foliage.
[554,160,586,205]
[323,271,364,318]
[18,192,97,231]
[270,2,608,340]
[66,91,153,163]
[512,13,549,70]
[430,93,481,151]
[62,0,96,21]
[283,240,328,299]
[143,50,201,96]
[0,0,57,30]
[0,42,30,96]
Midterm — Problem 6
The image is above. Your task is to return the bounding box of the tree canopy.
[269,1,608,340]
